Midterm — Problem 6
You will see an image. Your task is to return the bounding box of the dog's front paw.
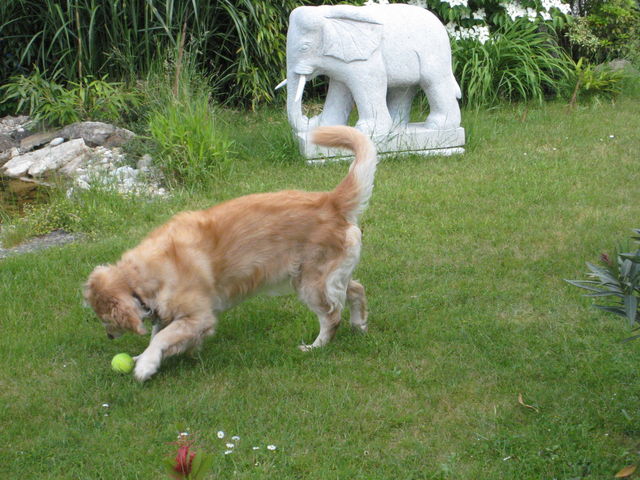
[298,344,314,352]
[352,323,368,334]
[133,353,160,382]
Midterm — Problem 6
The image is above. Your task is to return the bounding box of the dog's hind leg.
[347,280,368,333]
[299,225,362,351]
[134,311,217,382]
[298,306,343,352]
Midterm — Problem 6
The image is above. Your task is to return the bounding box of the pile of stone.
[0,116,166,196]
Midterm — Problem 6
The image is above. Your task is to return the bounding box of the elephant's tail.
[312,126,378,225]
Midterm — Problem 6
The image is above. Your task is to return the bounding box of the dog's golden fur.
[84,126,377,381]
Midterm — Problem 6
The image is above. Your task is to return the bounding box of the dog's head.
[84,265,148,339]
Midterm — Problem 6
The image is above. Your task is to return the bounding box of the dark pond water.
[0,175,49,219]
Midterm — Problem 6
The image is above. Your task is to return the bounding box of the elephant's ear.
[321,11,383,63]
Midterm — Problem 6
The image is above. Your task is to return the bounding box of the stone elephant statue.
[279,3,462,135]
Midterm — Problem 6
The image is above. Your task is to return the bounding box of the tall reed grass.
[1,0,333,108]
[143,55,235,189]
[452,22,574,107]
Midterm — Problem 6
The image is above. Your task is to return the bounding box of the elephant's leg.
[421,77,461,130]
[352,76,393,135]
[316,79,354,127]
[387,86,417,128]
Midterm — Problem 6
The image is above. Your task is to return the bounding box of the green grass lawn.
[2,98,640,479]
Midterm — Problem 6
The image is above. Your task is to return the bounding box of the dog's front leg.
[134,312,217,382]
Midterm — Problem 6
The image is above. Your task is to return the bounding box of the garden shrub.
[451,20,573,106]
[0,69,140,127]
[567,0,640,63]
[565,57,627,106]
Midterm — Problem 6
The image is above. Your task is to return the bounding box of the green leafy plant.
[451,21,573,107]
[566,229,640,340]
[0,69,139,126]
[567,0,640,63]
[144,59,234,189]
[566,57,626,107]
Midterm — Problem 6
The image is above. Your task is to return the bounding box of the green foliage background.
[1,0,637,111]
[0,0,342,109]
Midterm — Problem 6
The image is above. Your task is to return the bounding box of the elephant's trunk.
[286,71,308,132]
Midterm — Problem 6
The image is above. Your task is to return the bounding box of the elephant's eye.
[300,43,311,52]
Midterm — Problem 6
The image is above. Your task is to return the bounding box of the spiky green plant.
[452,21,574,107]
[567,229,640,340]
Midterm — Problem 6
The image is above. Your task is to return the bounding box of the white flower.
[267,445,277,451]
[540,10,551,20]
[252,446,260,450]
[226,443,235,449]
[217,431,225,439]
[472,8,486,20]
[526,7,537,20]
[559,2,571,14]
[445,0,469,7]
[231,435,240,441]
[503,1,527,21]
[448,24,491,44]
[541,0,572,14]
[224,450,233,455]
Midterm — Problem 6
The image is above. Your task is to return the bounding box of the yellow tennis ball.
[111,353,134,374]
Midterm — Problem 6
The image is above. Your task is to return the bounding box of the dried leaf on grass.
[615,465,637,478]
[517,393,539,412]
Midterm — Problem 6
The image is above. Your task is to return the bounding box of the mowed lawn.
[2,98,640,479]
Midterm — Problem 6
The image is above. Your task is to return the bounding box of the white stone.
[284,2,463,153]
[114,166,138,180]
[137,154,153,171]
[49,137,64,146]
[0,147,19,164]
[3,138,89,177]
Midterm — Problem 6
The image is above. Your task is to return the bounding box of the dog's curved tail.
[311,126,378,224]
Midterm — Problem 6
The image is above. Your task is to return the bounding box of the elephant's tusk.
[294,74,306,103]
[275,79,287,90]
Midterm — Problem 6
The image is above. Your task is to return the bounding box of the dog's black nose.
[107,333,114,340]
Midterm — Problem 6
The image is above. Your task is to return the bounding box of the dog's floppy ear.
[84,265,147,335]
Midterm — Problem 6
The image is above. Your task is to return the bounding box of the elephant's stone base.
[296,124,465,161]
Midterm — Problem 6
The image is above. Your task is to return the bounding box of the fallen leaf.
[518,393,539,412]
[615,465,637,478]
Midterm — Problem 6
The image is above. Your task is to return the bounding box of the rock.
[104,128,136,148]
[0,147,19,165]
[0,116,31,135]
[50,137,65,146]
[0,133,18,153]
[20,131,59,153]
[137,154,153,171]
[2,138,89,177]
[58,121,135,147]
[607,59,633,71]
[58,151,86,176]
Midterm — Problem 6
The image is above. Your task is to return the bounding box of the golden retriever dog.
[84,126,377,381]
